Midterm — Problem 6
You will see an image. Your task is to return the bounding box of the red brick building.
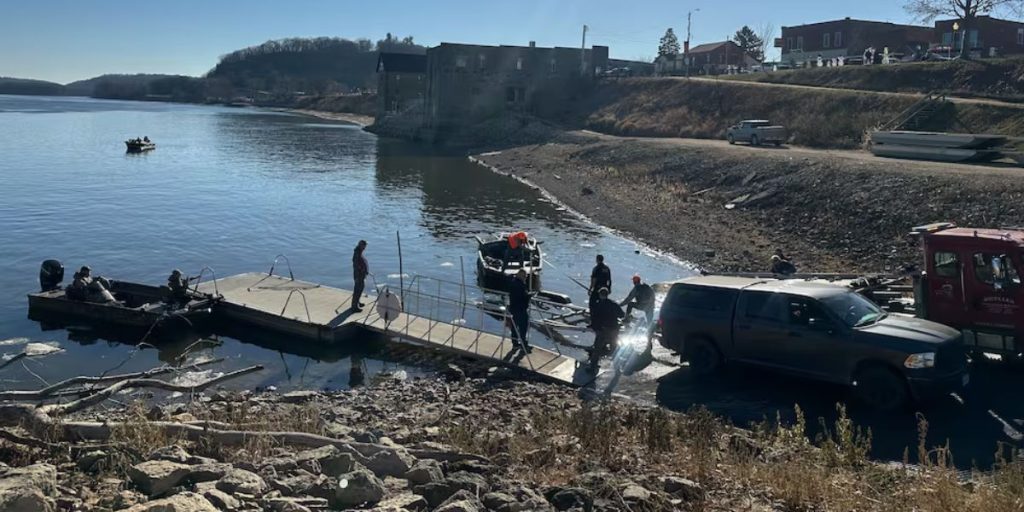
[779,18,933,66]
[656,40,757,75]
[935,16,1024,57]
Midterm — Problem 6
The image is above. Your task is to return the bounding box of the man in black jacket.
[351,240,369,312]
[508,270,533,352]
[590,287,625,367]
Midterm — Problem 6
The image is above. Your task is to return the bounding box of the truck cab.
[914,223,1024,357]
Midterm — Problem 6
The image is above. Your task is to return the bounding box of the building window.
[549,58,557,73]
[506,86,525,104]
[823,33,831,49]
[796,36,804,50]
[455,55,467,68]
[787,37,794,50]
[969,29,979,48]
[478,54,486,70]
[934,252,959,278]
[1019,28,1024,45]
[835,31,843,48]
[942,32,953,46]
[516,57,523,70]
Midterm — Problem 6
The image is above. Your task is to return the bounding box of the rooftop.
[933,227,1024,245]
[688,41,739,54]
[377,52,427,74]
[782,17,930,30]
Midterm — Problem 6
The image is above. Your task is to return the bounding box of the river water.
[1,95,1020,469]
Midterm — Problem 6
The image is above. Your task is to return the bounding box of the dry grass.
[185,400,326,463]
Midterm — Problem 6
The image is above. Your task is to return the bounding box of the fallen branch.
[0,353,28,372]
[0,358,225,401]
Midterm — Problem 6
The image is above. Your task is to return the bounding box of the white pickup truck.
[726,120,787,146]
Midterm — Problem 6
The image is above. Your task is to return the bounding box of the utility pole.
[685,9,698,78]
[581,24,589,75]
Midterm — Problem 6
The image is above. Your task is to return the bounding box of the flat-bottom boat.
[869,144,1002,163]
[476,234,543,293]
[125,140,156,152]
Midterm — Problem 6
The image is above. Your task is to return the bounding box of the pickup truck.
[726,120,787,146]
[657,275,969,410]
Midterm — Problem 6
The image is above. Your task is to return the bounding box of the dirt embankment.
[476,135,1024,273]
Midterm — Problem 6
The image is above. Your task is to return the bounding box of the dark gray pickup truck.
[657,276,969,410]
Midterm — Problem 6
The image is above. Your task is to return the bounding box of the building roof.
[932,227,1024,246]
[782,17,929,30]
[688,41,740,54]
[377,52,427,74]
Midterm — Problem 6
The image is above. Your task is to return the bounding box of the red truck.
[910,223,1023,359]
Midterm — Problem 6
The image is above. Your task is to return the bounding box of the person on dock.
[508,269,534,353]
[351,240,369,312]
[167,269,195,305]
[589,254,612,312]
[620,274,655,325]
[770,249,797,276]
[589,287,625,369]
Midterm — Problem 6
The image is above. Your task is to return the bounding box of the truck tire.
[853,365,909,411]
[684,337,722,376]
[750,134,760,146]
[773,141,782,147]
[727,134,735,145]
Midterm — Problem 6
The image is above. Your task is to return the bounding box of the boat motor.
[39,259,64,292]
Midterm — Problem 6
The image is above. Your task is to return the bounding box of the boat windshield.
[820,291,886,328]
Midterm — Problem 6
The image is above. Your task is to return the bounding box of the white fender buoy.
[377,287,403,325]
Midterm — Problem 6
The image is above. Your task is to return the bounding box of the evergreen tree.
[733,25,765,61]
[658,28,681,59]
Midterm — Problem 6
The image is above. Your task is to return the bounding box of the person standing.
[351,240,369,312]
[508,270,533,352]
[620,275,656,325]
[589,254,612,311]
[589,288,625,368]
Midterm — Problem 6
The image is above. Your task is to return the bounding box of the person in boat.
[167,269,197,304]
[589,287,625,369]
[501,232,530,272]
[620,274,656,325]
[351,240,369,312]
[69,266,117,303]
[508,269,534,353]
[589,254,612,312]
[770,249,797,276]
[66,266,92,301]
[143,136,150,143]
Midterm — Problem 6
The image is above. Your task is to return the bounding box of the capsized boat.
[28,261,217,331]
[125,139,156,152]
[869,131,1006,149]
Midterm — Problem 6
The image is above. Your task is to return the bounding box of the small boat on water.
[869,131,1006,149]
[28,261,217,331]
[476,233,543,293]
[125,139,156,152]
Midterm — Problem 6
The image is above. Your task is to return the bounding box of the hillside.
[64,74,189,98]
[725,58,1024,100]
[0,77,65,96]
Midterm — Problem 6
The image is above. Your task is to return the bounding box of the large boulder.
[403,459,443,486]
[269,469,327,496]
[0,463,57,512]
[122,492,218,512]
[215,468,268,496]
[334,469,385,508]
[293,445,357,476]
[545,487,593,511]
[662,476,704,502]
[201,488,240,510]
[374,493,429,511]
[128,460,193,497]
[435,489,484,512]
[362,447,416,477]
[484,486,551,512]
[413,471,488,508]
[148,445,215,465]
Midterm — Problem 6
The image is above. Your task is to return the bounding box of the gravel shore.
[475,134,1024,273]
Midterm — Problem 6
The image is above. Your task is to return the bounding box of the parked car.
[726,120,787,146]
[657,275,969,410]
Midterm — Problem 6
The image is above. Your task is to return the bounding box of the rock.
[446,471,488,494]
[280,390,319,403]
[545,487,592,511]
[0,463,57,512]
[662,476,704,502]
[122,492,218,512]
[435,489,484,512]
[414,472,488,508]
[440,364,466,383]
[482,492,517,511]
[363,447,415,477]
[265,497,321,512]
[621,484,651,503]
[375,493,428,511]
[215,468,267,496]
[581,186,594,196]
[403,459,443,486]
[77,450,109,473]
[447,459,495,475]
[269,470,325,496]
[148,445,193,463]
[202,488,240,510]
[128,460,193,497]
[484,486,551,512]
[293,445,357,476]
[188,463,232,483]
[334,469,385,508]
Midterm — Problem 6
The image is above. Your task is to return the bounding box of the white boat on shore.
[870,131,1006,149]
[869,144,1001,163]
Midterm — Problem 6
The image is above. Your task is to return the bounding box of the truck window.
[666,285,737,313]
[785,297,830,327]
[934,251,959,278]
[741,291,786,322]
[973,252,1021,287]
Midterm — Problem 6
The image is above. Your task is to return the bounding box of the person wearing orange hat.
[620,274,655,325]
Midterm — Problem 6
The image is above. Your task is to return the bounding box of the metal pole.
[460,256,467,319]
[397,230,404,303]
[581,24,588,75]
[685,11,692,78]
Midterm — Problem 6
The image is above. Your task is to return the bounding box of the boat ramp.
[196,272,595,387]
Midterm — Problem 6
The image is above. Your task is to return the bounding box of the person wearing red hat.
[620,274,655,325]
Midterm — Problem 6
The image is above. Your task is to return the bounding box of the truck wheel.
[854,366,908,411]
[773,141,782,147]
[751,134,760,146]
[685,337,722,376]
[727,134,735,145]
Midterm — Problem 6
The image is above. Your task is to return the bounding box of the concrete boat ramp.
[197,273,593,386]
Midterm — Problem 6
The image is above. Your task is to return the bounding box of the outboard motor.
[39,259,64,292]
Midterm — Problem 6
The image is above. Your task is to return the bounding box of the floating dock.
[197,273,592,386]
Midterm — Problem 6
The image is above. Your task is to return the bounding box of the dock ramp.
[198,272,592,386]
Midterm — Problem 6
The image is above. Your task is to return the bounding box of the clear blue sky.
[2,0,922,83]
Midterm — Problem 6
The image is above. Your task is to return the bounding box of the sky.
[1,0,924,84]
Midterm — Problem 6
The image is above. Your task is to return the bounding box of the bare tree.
[757,23,776,63]
[904,0,1024,57]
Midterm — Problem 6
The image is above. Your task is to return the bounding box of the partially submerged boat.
[125,139,156,152]
[28,261,217,332]
[476,233,543,293]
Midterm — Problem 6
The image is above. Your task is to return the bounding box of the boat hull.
[125,142,156,152]
[869,144,994,163]
[870,131,1005,149]
[28,280,214,330]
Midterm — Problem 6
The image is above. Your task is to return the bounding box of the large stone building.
[779,18,933,66]
[376,53,427,115]
[424,42,609,131]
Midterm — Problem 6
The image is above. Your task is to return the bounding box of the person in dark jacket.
[620,275,656,324]
[167,269,195,305]
[508,270,533,352]
[589,254,612,312]
[770,249,797,276]
[351,240,369,312]
[590,287,625,367]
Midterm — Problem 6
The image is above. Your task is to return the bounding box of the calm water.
[1,95,1019,469]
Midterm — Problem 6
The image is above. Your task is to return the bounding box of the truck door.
[733,291,791,367]
[963,251,1021,336]
[926,249,967,326]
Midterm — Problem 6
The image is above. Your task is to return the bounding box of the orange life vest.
[507,231,529,249]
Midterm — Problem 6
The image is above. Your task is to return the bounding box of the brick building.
[424,42,609,131]
[935,16,1024,57]
[779,18,933,66]
[655,41,757,75]
[376,53,427,116]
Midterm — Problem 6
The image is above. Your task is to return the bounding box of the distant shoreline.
[283,108,374,128]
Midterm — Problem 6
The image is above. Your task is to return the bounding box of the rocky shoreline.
[2,369,1021,512]
[474,134,1024,274]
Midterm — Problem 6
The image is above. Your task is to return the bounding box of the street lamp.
[951,21,960,59]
